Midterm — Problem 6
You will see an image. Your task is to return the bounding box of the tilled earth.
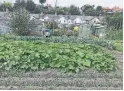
[0,51,123,90]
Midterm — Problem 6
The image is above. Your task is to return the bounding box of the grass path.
[0,51,123,90]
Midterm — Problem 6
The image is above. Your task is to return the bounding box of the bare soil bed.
[0,51,123,90]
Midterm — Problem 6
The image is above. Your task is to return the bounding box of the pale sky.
[0,0,123,8]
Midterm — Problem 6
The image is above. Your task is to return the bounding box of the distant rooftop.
[103,6,123,12]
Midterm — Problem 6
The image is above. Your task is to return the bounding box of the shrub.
[105,12,123,30]
[9,8,37,36]
[53,29,74,36]
[106,30,123,40]
[0,35,115,50]
[52,29,77,36]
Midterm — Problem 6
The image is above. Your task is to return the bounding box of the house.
[103,7,113,13]
[67,19,73,25]
[30,16,35,20]
[44,16,51,21]
[103,7,111,12]
[58,17,67,24]
[90,17,102,24]
[112,6,123,12]
[74,17,83,25]
[39,18,44,22]
[68,19,73,25]
[103,6,123,13]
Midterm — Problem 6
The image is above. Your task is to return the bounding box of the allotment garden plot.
[0,8,123,90]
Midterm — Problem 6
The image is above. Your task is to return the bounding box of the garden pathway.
[0,50,123,90]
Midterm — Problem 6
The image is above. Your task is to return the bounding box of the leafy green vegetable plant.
[0,40,117,73]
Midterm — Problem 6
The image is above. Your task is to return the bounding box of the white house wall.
[58,17,68,24]
[74,18,83,24]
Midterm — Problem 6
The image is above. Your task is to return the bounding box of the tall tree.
[85,8,96,16]
[39,0,46,5]
[34,5,42,14]
[69,5,80,15]
[0,1,13,11]
[39,0,46,14]
[14,0,26,9]
[63,7,69,15]
[26,0,36,13]
[81,5,94,12]
[81,4,95,16]
[96,6,103,16]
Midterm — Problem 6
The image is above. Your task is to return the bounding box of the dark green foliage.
[34,5,42,14]
[42,4,104,15]
[106,30,123,40]
[95,6,104,16]
[81,5,97,16]
[26,0,36,13]
[105,12,123,30]
[0,40,117,73]
[53,30,74,36]
[105,12,123,40]
[69,5,81,15]
[39,0,46,4]
[81,5,94,13]
[14,0,26,9]
[85,8,96,16]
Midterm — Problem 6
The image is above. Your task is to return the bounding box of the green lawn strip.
[113,40,123,52]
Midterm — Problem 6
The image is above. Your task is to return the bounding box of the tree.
[96,6,103,16]
[14,0,26,9]
[26,0,36,13]
[47,6,55,14]
[39,0,46,15]
[39,0,46,5]
[69,5,80,15]
[85,8,96,16]
[81,4,95,16]
[81,5,94,12]
[9,8,37,36]
[63,7,69,15]
[56,7,65,15]
[96,6,103,12]
[34,5,42,14]
[0,1,13,11]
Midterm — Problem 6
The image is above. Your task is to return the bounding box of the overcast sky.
[0,0,123,8]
